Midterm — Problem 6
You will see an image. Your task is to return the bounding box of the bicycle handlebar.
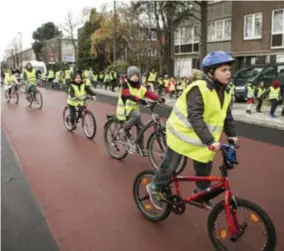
[70,95,93,102]
[140,99,164,110]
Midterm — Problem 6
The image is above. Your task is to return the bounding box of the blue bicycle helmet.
[201,51,235,72]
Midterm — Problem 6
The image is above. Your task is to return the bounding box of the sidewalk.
[93,87,284,130]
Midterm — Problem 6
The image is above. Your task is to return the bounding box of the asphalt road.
[2,87,284,251]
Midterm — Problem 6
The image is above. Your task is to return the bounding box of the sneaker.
[146,183,164,210]
[193,187,213,208]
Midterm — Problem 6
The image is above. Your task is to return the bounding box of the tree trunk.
[199,1,208,68]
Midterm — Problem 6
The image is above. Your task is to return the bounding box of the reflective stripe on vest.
[268,86,280,100]
[116,84,147,120]
[67,84,87,106]
[25,69,36,84]
[5,73,14,85]
[166,80,231,163]
[148,72,157,82]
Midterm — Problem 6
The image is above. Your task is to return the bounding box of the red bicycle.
[133,141,276,251]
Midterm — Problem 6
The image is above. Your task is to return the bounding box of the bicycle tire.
[33,90,43,110]
[133,169,171,222]
[18,83,27,94]
[12,91,19,104]
[147,129,187,175]
[63,106,74,132]
[82,110,97,140]
[207,197,276,251]
[103,119,128,160]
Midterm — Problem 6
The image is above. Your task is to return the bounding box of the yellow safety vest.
[116,83,147,121]
[148,72,157,82]
[163,79,169,87]
[48,70,55,79]
[5,73,14,85]
[55,71,62,81]
[268,86,280,100]
[166,80,231,163]
[25,69,36,84]
[67,84,87,106]
[85,79,92,86]
[93,74,98,82]
[158,79,163,86]
[257,88,265,98]
[65,70,72,80]
[247,85,254,98]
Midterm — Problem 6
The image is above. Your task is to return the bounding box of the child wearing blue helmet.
[147,51,239,210]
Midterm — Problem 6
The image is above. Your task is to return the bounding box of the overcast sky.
[0,0,129,60]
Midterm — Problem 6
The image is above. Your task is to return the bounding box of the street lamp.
[17,32,23,69]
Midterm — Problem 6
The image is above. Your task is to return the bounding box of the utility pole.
[113,0,117,67]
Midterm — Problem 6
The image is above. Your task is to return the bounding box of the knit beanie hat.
[127,66,141,79]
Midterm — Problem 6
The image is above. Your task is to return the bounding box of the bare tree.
[61,11,79,64]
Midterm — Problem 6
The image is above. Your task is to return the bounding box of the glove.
[208,142,221,152]
[139,99,148,106]
[159,97,165,104]
[92,95,96,101]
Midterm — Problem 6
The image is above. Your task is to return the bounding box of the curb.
[94,89,284,131]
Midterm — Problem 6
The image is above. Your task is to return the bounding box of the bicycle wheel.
[103,118,128,160]
[82,110,97,140]
[18,83,27,94]
[4,89,10,103]
[10,91,19,104]
[33,90,43,109]
[147,129,187,175]
[208,197,276,251]
[133,169,171,222]
[63,106,74,132]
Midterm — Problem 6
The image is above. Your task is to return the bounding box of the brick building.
[231,1,284,69]
[174,0,232,76]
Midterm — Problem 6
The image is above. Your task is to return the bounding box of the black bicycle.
[103,101,186,173]
[4,84,19,105]
[63,95,97,140]
[25,84,43,109]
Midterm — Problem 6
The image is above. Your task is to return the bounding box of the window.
[277,65,284,77]
[207,19,231,42]
[150,30,157,41]
[261,66,276,79]
[244,13,263,40]
[174,26,199,54]
[271,9,284,48]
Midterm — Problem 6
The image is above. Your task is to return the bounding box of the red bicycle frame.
[171,175,240,236]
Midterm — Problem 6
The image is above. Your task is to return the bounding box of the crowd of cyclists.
[1,50,278,250]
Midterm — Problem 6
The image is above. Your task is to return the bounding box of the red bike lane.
[2,88,284,251]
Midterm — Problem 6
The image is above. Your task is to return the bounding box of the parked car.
[233,63,284,101]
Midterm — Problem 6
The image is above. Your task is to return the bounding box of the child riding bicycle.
[146,51,238,210]
[23,62,40,101]
[67,71,97,130]
[116,66,162,151]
